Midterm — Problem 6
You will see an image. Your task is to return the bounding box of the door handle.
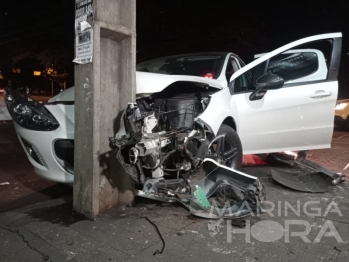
[310,91,332,99]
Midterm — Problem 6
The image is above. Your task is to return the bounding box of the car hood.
[136,72,223,97]
[48,72,224,103]
[48,86,75,103]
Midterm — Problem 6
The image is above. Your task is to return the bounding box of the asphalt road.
[0,121,72,213]
[0,94,11,121]
[0,94,58,213]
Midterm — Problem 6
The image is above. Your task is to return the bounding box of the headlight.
[4,88,59,131]
[335,103,348,110]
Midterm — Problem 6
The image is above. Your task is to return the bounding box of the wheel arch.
[222,116,237,131]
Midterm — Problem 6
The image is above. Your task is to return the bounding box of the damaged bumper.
[136,159,266,219]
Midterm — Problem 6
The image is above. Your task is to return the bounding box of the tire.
[217,124,243,170]
[197,124,243,170]
[203,125,244,202]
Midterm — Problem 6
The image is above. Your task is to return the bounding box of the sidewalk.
[307,131,349,180]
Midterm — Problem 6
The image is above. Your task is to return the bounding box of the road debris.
[141,216,165,255]
[230,219,246,228]
[333,246,342,252]
[269,152,346,192]
[177,231,185,236]
[0,182,10,186]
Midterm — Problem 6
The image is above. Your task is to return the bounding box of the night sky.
[1,0,348,97]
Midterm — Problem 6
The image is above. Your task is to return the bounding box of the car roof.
[138,52,232,63]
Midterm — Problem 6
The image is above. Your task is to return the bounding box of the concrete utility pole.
[74,0,136,219]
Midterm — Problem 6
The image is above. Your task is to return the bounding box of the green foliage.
[12,48,71,81]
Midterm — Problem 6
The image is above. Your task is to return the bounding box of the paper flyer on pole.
[73,0,93,64]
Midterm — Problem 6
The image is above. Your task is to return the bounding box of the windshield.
[136,54,225,79]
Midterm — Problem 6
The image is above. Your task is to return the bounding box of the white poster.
[73,0,94,64]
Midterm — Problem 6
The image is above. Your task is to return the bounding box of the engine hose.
[160,149,176,167]
[185,148,193,159]
[136,161,146,184]
[161,145,195,168]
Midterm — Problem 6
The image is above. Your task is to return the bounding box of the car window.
[233,62,267,93]
[225,60,233,82]
[233,42,330,94]
[136,54,225,79]
[225,58,239,82]
[267,52,319,82]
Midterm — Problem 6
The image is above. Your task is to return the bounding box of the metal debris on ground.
[177,231,185,236]
[135,159,266,220]
[141,216,165,255]
[334,161,349,185]
[230,219,246,228]
[268,152,346,192]
[271,169,330,193]
[333,246,342,252]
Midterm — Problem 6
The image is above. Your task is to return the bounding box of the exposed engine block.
[109,83,265,219]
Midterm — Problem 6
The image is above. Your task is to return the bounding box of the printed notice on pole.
[73,0,94,64]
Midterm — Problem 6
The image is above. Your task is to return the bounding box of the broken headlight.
[4,88,59,131]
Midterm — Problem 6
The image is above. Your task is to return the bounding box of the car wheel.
[204,124,243,170]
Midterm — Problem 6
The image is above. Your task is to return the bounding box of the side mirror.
[255,73,284,90]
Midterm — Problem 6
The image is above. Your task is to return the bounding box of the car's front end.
[4,88,75,184]
[4,58,228,185]
[4,53,233,187]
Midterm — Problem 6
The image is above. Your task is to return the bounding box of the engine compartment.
[114,82,217,182]
[109,81,265,218]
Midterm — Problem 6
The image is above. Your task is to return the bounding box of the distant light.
[33,71,41,76]
[284,151,298,158]
[204,73,214,79]
[335,103,347,110]
[12,68,21,73]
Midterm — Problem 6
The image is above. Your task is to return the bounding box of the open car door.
[229,33,342,154]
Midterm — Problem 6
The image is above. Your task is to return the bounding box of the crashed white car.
[4,33,342,198]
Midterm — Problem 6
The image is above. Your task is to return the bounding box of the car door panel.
[230,33,341,80]
[198,33,342,154]
[198,33,341,154]
[235,81,337,154]
[230,33,341,153]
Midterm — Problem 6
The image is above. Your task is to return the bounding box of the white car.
[4,33,342,186]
